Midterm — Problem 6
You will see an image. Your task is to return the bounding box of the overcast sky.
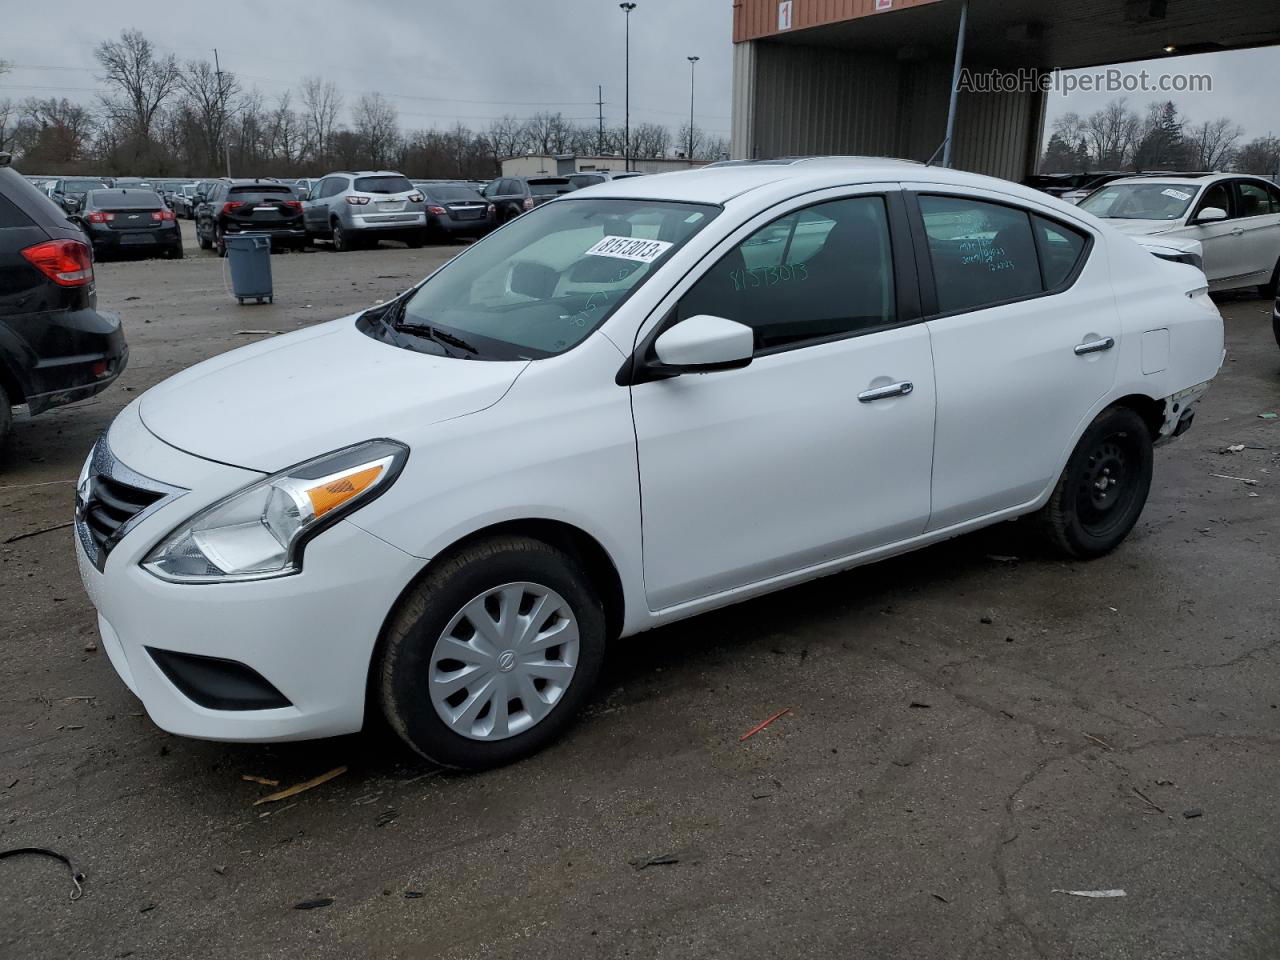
[2,1,1276,149]
[0,0,735,139]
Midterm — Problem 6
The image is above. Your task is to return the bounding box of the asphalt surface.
[1,222,1278,959]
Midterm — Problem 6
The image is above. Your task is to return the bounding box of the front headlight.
[143,439,408,583]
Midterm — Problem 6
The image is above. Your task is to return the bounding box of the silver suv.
[302,171,427,251]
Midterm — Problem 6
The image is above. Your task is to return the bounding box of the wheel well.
[1109,393,1164,437]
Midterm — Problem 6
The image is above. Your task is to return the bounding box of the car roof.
[573,156,1024,205]
[1098,173,1235,187]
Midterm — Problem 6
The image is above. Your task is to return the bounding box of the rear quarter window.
[0,193,36,228]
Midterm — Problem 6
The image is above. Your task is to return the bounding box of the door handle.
[1231,227,1245,237]
[858,381,914,402]
[1074,337,1115,356]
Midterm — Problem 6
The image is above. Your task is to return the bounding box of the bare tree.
[1086,99,1139,169]
[1233,135,1280,176]
[1184,117,1244,171]
[0,98,16,154]
[266,92,305,167]
[630,122,671,159]
[353,92,399,168]
[524,112,574,156]
[300,76,342,167]
[484,115,528,165]
[179,59,239,172]
[94,30,179,146]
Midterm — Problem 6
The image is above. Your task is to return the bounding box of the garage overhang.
[734,0,1280,71]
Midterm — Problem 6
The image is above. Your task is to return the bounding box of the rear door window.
[1235,181,1275,218]
[919,195,1043,313]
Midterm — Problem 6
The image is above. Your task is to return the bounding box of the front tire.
[378,536,606,770]
[197,223,213,250]
[1039,406,1153,559]
[1259,258,1279,299]
[215,225,227,258]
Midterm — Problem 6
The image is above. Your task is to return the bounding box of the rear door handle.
[1231,227,1245,236]
[1074,337,1115,356]
[858,381,914,402]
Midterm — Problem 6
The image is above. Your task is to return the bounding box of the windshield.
[355,175,414,194]
[393,198,719,360]
[1080,183,1200,220]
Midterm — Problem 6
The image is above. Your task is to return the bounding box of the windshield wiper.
[393,321,478,357]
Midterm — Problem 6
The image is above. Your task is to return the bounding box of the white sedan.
[74,158,1223,769]
[1079,173,1280,296]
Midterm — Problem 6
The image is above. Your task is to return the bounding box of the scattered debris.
[404,890,424,899]
[1221,444,1246,454]
[1183,807,1203,819]
[1131,787,1165,814]
[241,774,281,787]
[375,809,398,828]
[252,766,347,806]
[0,847,85,900]
[139,902,155,913]
[1259,413,1278,420]
[909,701,932,710]
[293,897,334,910]
[123,295,141,301]
[1052,888,1126,898]
[3,521,75,544]
[1209,473,1259,486]
[234,329,280,336]
[630,855,680,871]
[931,893,950,904]
[739,708,791,742]
[213,865,226,876]
[980,615,993,624]
[985,555,1019,564]
[1083,733,1112,750]
[1155,778,1174,786]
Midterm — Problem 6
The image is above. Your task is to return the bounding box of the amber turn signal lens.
[305,464,385,518]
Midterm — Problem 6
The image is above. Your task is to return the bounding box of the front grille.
[76,438,185,571]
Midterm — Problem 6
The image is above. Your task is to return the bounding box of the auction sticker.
[1161,188,1192,201]
[584,236,674,263]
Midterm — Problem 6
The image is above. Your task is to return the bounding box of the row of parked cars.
[25,169,650,259]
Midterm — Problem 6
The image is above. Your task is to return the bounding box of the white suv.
[302,170,427,251]
[75,158,1223,770]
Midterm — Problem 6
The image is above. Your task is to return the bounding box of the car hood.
[138,316,528,472]
[1104,219,1181,237]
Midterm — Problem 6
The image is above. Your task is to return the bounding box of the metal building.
[731,0,1280,178]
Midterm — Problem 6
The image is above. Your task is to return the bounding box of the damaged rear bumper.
[1155,379,1212,445]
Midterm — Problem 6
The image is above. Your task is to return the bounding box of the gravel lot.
[2,222,1278,959]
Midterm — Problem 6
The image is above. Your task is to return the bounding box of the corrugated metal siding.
[733,40,1041,178]
[733,0,947,43]
[747,43,901,159]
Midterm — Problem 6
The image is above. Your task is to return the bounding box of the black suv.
[0,154,127,453]
[480,176,573,223]
[194,179,306,256]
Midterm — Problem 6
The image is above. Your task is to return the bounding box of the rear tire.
[1038,406,1153,559]
[406,232,426,249]
[377,535,606,770]
[215,225,227,258]
[332,222,353,252]
[197,223,213,250]
[0,382,11,456]
[165,244,184,260]
[1272,312,1280,350]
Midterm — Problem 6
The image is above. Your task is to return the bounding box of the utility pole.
[214,48,230,177]
[942,0,968,169]
[687,56,700,163]
[620,3,636,171]
[597,85,605,156]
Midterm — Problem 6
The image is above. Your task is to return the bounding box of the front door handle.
[858,381,914,402]
[1074,337,1115,356]
[1231,227,1245,237]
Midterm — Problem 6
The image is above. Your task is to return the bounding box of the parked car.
[0,153,127,453]
[419,182,496,241]
[1052,172,1131,205]
[1079,173,1280,295]
[303,171,426,251]
[72,157,1223,769]
[481,176,573,223]
[194,179,306,256]
[170,183,199,219]
[76,188,183,261]
[48,177,111,214]
[565,171,646,190]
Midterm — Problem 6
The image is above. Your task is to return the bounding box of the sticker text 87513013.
[584,236,674,264]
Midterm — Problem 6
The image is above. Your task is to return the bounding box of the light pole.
[620,3,636,172]
[687,56,700,163]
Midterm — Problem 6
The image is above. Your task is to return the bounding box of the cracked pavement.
[1,225,1278,959]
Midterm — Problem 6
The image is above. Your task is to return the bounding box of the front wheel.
[377,536,606,770]
[215,225,227,258]
[1259,258,1279,299]
[197,223,213,250]
[1038,406,1153,559]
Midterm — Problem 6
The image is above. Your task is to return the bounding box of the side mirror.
[652,315,754,371]
[1194,206,1227,224]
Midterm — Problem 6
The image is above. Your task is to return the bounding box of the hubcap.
[428,582,580,741]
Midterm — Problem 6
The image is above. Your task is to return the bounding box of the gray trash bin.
[224,233,274,304]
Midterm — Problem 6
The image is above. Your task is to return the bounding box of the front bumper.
[74,405,424,742]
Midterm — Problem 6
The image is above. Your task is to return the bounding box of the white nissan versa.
[75,158,1224,769]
